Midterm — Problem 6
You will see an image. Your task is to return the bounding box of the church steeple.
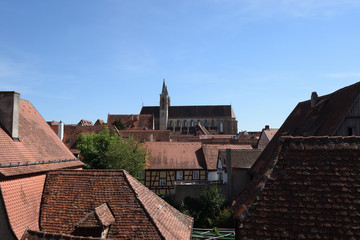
[159,79,170,130]
[162,79,168,95]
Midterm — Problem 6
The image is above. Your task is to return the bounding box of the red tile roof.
[233,82,360,217]
[116,129,170,142]
[62,124,105,151]
[125,170,193,239]
[20,228,108,240]
[107,114,153,130]
[0,174,46,240]
[0,99,83,177]
[218,149,261,169]
[145,142,206,170]
[237,136,360,239]
[202,144,253,170]
[40,170,193,239]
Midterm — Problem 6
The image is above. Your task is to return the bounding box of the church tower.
[159,80,170,130]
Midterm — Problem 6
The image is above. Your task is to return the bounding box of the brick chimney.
[311,92,318,108]
[0,91,20,141]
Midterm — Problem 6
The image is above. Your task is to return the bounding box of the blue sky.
[1,0,360,131]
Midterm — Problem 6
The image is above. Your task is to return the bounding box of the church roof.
[140,105,236,118]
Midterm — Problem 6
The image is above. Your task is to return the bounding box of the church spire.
[162,79,168,95]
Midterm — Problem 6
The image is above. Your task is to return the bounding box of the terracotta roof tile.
[145,142,206,170]
[116,129,170,142]
[0,99,83,177]
[233,82,360,216]
[237,136,360,239]
[0,174,46,240]
[40,170,193,239]
[219,149,261,169]
[124,171,193,239]
[20,228,108,240]
[62,124,105,150]
[202,144,253,170]
[107,114,153,130]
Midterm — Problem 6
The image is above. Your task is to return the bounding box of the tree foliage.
[77,127,146,177]
[178,185,234,228]
[112,119,127,130]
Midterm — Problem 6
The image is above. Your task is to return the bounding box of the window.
[169,121,173,127]
[176,171,183,180]
[348,127,356,136]
[211,120,215,127]
[193,171,199,180]
[137,172,145,180]
[204,120,208,127]
[184,120,187,127]
[177,120,180,127]
[197,120,201,125]
[159,179,166,186]
[220,121,223,133]
[191,120,194,127]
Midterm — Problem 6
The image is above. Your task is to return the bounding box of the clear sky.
[1,0,360,131]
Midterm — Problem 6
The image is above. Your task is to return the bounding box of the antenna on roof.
[142,101,144,107]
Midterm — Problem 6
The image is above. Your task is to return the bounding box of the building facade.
[140,81,238,134]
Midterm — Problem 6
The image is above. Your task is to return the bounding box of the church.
[140,81,238,134]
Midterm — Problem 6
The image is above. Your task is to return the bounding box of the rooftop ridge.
[21,228,108,240]
[0,158,79,168]
[280,136,360,151]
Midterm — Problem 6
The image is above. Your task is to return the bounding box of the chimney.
[0,91,20,141]
[311,92,318,108]
[58,121,64,141]
[265,125,270,130]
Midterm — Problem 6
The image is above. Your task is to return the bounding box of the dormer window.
[73,203,115,239]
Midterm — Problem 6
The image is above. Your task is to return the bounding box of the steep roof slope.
[233,82,360,215]
[40,170,193,240]
[0,99,83,177]
[202,144,253,170]
[238,136,360,239]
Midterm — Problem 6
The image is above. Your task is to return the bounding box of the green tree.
[112,119,127,130]
[197,185,225,227]
[179,185,229,228]
[77,127,146,177]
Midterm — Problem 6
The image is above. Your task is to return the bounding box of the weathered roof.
[116,129,170,142]
[0,99,83,177]
[75,203,115,229]
[107,114,153,130]
[40,170,193,240]
[233,82,360,228]
[202,144,253,170]
[218,149,261,169]
[78,119,93,126]
[237,136,360,239]
[237,81,360,206]
[0,174,46,240]
[20,228,109,240]
[61,124,105,151]
[263,128,278,142]
[140,105,236,118]
[145,142,206,170]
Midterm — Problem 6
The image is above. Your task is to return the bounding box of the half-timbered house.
[144,142,207,195]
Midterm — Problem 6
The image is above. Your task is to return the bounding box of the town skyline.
[1,1,360,130]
